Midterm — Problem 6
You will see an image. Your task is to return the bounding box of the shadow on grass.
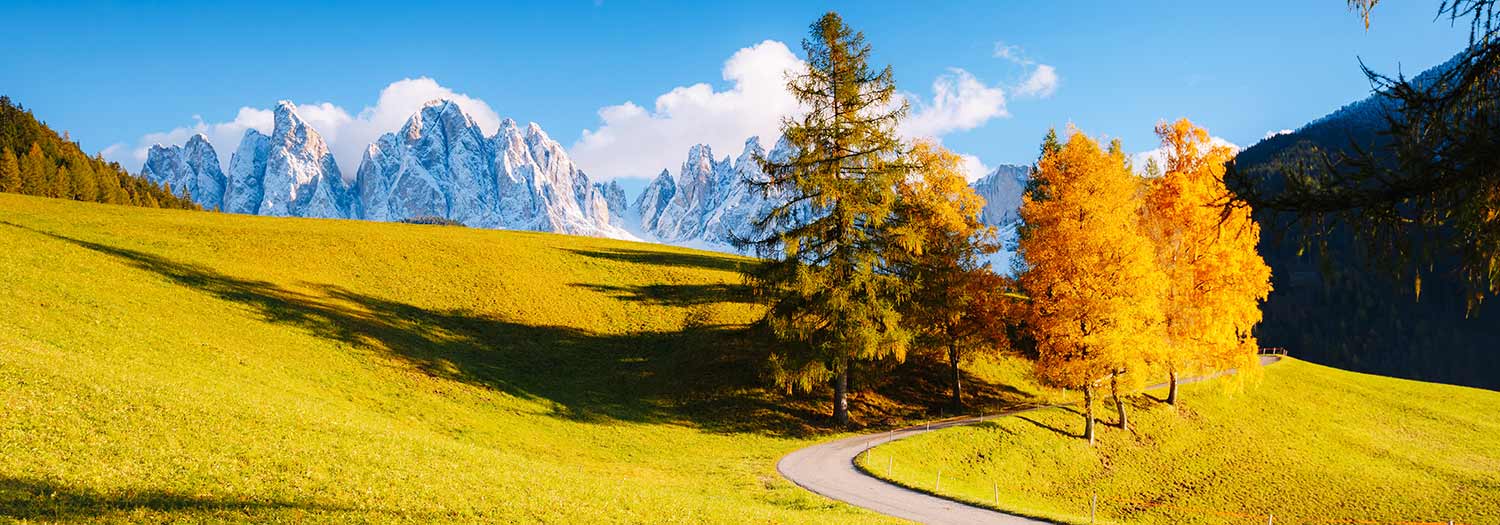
[1014,414,1084,439]
[571,283,755,306]
[0,475,375,521]
[7,222,828,437]
[565,247,751,273]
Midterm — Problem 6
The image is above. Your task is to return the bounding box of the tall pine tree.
[0,147,19,193]
[740,12,912,426]
[19,143,47,196]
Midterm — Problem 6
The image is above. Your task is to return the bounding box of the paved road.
[777,355,1283,525]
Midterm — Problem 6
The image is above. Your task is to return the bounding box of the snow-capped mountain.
[225,101,353,218]
[633,136,794,247]
[141,134,226,211]
[357,100,628,237]
[148,99,630,239]
[971,164,1029,226]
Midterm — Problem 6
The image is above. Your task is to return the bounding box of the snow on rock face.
[354,101,632,238]
[971,164,1029,226]
[632,136,794,248]
[258,101,353,218]
[224,130,270,214]
[141,134,227,211]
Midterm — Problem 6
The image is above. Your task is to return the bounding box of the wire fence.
[849,348,1470,525]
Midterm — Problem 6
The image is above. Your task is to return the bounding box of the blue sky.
[2,1,1470,192]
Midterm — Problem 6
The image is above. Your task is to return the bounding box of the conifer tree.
[1144,119,1272,405]
[19,143,47,196]
[70,162,98,202]
[892,140,1013,408]
[1018,129,1166,444]
[740,12,913,426]
[0,147,19,193]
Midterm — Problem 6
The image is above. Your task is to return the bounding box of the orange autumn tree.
[892,140,1013,409]
[1143,118,1273,405]
[1018,129,1165,444]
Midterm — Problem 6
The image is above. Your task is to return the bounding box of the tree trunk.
[833,365,850,427]
[1111,372,1129,431]
[1082,383,1096,445]
[949,343,963,409]
[1166,369,1179,406]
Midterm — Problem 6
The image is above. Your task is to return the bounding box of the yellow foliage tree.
[892,141,1013,408]
[1143,118,1274,405]
[1018,129,1166,444]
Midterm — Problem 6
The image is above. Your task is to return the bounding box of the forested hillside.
[1229,53,1500,389]
[0,96,195,210]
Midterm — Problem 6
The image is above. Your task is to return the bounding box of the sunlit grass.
[859,358,1500,524]
[0,194,940,523]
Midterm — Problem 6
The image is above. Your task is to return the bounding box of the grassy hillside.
[0,193,920,523]
[858,358,1500,524]
[0,193,1066,523]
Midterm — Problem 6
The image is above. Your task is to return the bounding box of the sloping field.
[859,358,1500,524]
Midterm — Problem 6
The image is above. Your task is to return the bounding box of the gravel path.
[777,354,1283,524]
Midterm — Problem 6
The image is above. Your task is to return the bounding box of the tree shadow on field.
[0,475,379,521]
[1014,414,1084,439]
[565,247,750,273]
[8,222,828,436]
[571,283,755,306]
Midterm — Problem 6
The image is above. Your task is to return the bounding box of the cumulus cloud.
[106,77,502,179]
[572,41,1020,182]
[570,40,804,181]
[899,68,1009,139]
[1130,136,1241,177]
[1014,64,1059,99]
[958,152,992,183]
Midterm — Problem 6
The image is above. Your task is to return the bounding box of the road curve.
[777,354,1283,525]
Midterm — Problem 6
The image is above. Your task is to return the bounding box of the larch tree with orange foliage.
[1143,118,1273,406]
[1018,129,1166,444]
[892,140,1015,409]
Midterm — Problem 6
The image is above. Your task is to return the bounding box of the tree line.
[0,96,197,210]
[743,13,1272,443]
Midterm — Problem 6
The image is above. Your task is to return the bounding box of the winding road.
[777,354,1284,525]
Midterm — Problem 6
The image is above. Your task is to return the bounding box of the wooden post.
[887,456,892,477]
[1090,493,1096,525]
[992,481,998,506]
[1268,513,1274,525]
[936,469,942,491]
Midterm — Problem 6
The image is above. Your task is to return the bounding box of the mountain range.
[142,99,1029,254]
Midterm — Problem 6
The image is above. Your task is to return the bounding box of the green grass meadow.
[858,358,1500,524]
[0,194,926,523]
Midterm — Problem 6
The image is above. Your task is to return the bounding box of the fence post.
[936,469,942,491]
[1090,493,1096,525]
[992,481,998,506]
[887,456,892,477]
[1267,513,1274,525]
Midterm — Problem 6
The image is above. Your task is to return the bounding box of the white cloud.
[992,41,1059,100]
[899,68,1009,139]
[958,152,992,183]
[570,40,804,181]
[1130,136,1241,177]
[1014,64,1059,99]
[107,77,502,179]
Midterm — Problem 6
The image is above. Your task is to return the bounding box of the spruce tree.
[19,143,47,196]
[0,147,19,193]
[740,12,912,426]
